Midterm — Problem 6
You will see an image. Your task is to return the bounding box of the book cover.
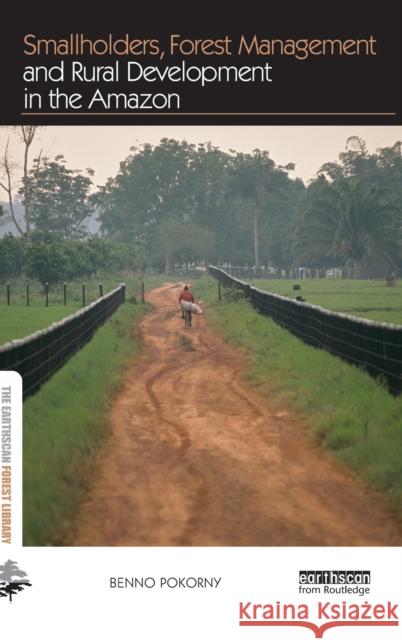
[0,1,401,637]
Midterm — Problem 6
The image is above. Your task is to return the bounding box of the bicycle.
[183,308,192,329]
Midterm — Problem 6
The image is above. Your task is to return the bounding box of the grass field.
[22,273,168,546]
[245,278,402,325]
[197,275,402,518]
[0,306,80,345]
[0,274,158,346]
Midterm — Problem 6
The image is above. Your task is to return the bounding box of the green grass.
[198,275,402,515]
[0,278,118,307]
[0,274,163,346]
[0,306,79,345]
[245,278,402,325]
[22,273,170,546]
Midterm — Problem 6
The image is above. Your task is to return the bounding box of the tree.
[263,177,305,272]
[95,139,302,269]
[294,137,402,276]
[26,235,71,286]
[96,138,196,249]
[156,219,215,273]
[24,155,95,238]
[293,175,340,268]
[84,236,145,273]
[0,126,42,237]
[20,126,40,237]
[0,139,25,236]
[0,235,25,282]
[0,560,31,602]
[185,142,231,232]
[227,150,296,267]
[295,176,400,277]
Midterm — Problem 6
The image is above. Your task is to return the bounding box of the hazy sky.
[1,126,401,188]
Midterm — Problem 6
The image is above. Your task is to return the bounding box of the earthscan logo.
[0,560,32,602]
[239,570,399,638]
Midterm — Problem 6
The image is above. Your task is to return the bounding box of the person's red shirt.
[179,290,194,303]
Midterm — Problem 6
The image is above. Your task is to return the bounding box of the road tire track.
[68,283,402,546]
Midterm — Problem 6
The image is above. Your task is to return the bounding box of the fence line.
[218,265,344,280]
[208,266,402,394]
[0,284,126,399]
[1,281,108,307]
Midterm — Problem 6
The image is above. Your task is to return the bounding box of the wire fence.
[218,265,343,280]
[218,265,306,279]
[0,284,126,400]
[209,266,402,394]
[0,280,110,307]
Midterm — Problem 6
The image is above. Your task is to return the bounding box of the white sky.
[1,125,401,188]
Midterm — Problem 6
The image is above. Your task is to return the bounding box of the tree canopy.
[95,138,303,271]
[295,137,402,276]
[1,133,401,279]
[24,154,95,238]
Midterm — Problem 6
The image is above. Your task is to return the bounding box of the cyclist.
[178,284,194,304]
[179,285,194,327]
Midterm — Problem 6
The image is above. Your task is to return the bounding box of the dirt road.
[70,283,401,545]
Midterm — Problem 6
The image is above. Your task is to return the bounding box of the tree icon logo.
[0,560,32,602]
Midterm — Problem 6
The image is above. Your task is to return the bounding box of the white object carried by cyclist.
[178,285,203,328]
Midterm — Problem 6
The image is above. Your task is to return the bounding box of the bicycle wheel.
[184,310,191,329]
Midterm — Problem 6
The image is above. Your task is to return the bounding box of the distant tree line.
[1,131,402,279]
[93,139,304,272]
[93,136,402,276]
[0,233,141,286]
[295,137,402,278]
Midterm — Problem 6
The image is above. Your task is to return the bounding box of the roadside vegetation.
[197,275,402,516]
[22,274,165,545]
[0,305,78,344]
[0,275,167,345]
[248,278,402,325]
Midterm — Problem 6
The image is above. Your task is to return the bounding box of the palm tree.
[295,176,400,277]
